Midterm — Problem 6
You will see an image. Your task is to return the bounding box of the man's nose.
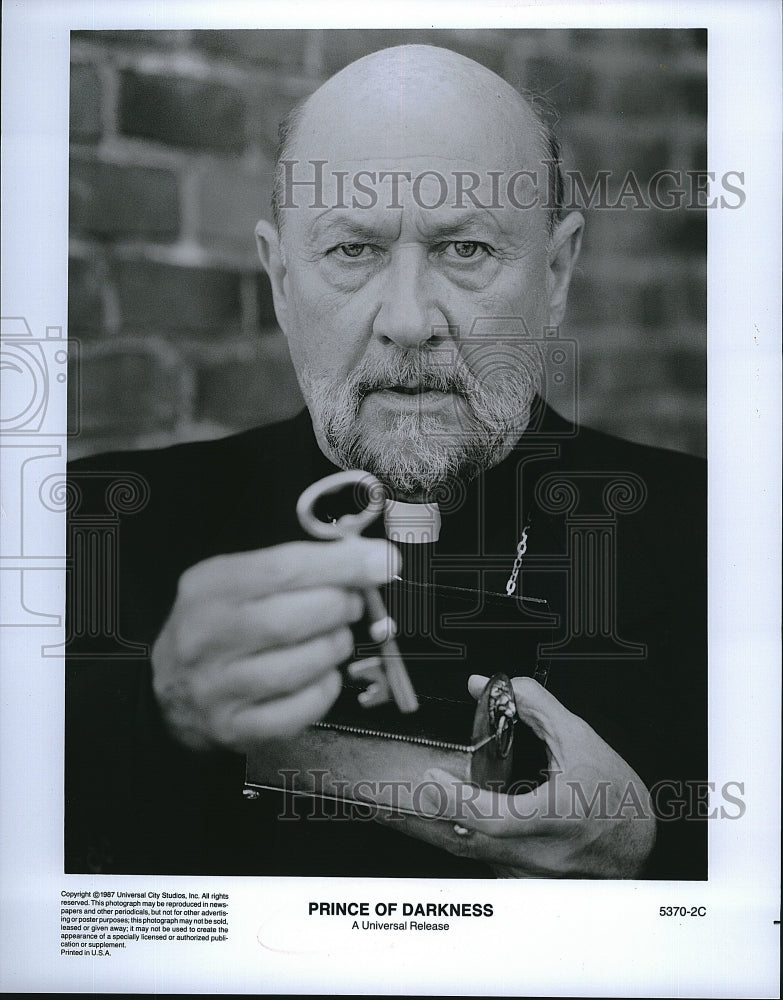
[372,248,442,349]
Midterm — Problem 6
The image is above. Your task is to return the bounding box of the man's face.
[258,49,581,498]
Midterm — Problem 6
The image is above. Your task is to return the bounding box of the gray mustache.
[350,354,473,398]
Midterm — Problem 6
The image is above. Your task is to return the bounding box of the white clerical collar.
[383,499,441,544]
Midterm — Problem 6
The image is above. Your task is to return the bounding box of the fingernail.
[363,541,401,582]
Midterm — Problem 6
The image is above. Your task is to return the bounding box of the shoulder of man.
[534,405,706,525]
[536,402,704,471]
[68,407,320,524]
[66,409,323,623]
[68,407,314,481]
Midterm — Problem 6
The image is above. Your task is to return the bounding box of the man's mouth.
[380,380,454,396]
[359,379,467,409]
[387,384,429,395]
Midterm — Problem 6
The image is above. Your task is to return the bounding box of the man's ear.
[255,219,289,335]
[547,211,584,328]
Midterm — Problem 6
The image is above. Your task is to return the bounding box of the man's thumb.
[510,676,576,750]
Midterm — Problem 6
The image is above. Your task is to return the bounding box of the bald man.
[66,45,706,878]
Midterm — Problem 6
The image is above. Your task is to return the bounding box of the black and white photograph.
[0,2,780,996]
[64,24,712,880]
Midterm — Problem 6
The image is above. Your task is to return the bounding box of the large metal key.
[296,469,419,714]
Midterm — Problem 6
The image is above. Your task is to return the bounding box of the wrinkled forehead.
[280,81,551,240]
[278,156,550,245]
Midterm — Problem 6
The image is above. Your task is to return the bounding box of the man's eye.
[337,243,368,258]
[446,241,491,259]
[453,241,480,258]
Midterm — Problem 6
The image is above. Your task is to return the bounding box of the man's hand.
[379,675,656,878]
[151,538,400,753]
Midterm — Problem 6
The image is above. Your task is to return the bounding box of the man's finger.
[203,626,356,702]
[226,587,365,652]
[415,767,562,839]
[218,668,343,749]
[509,676,580,754]
[467,673,489,700]
[374,794,556,871]
[374,810,489,861]
[178,538,401,601]
[469,675,582,768]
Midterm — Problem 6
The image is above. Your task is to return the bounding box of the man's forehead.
[289,114,539,172]
[291,171,545,241]
[276,46,553,239]
[307,200,511,238]
[288,45,544,172]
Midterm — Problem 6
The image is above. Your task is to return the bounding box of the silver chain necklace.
[505,521,530,596]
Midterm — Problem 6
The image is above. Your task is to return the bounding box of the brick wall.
[68,28,707,459]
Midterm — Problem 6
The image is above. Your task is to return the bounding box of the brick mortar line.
[178,164,201,246]
[508,38,706,70]
[70,38,324,95]
[101,251,122,338]
[565,117,706,137]
[96,58,119,143]
[239,273,260,337]
[72,240,259,272]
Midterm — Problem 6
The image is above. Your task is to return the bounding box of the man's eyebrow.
[309,215,393,241]
[309,208,511,242]
[421,213,506,239]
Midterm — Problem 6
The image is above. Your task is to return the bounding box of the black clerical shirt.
[65,401,707,878]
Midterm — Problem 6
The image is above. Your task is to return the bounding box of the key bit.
[347,657,391,708]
